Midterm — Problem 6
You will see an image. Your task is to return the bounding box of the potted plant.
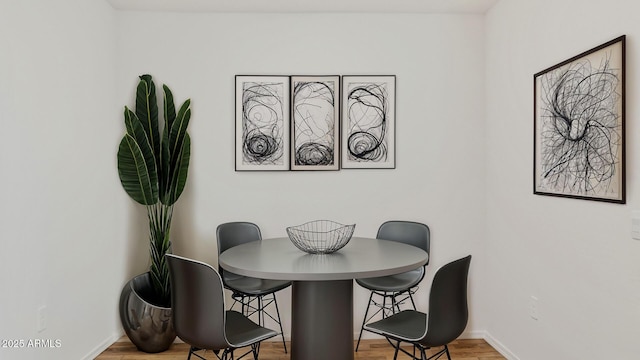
[117,74,191,352]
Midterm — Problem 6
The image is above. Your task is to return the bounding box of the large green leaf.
[161,99,191,205]
[168,99,191,166]
[117,134,158,205]
[136,75,160,169]
[159,85,176,201]
[163,85,176,136]
[165,134,191,205]
[169,99,191,160]
[123,107,154,168]
[160,133,171,203]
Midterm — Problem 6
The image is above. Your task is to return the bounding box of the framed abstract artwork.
[290,75,340,171]
[534,36,625,203]
[341,75,396,169]
[235,75,290,171]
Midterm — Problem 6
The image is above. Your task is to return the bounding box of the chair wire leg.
[444,345,451,360]
[210,349,222,360]
[271,293,288,353]
[408,290,417,310]
[393,340,400,360]
[391,293,397,314]
[251,343,260,360]
[355,291,375,351]
[382,293,388,317]
[258,296,264,326]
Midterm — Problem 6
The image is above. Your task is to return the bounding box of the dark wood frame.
[533,36,625,203]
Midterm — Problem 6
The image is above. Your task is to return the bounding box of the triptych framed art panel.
[291,76,340,171]
[341,76,395,169]
[235,75,396,171]
[235,76,290,171]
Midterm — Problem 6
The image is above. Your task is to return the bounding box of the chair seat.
[364,309,426,342]
[356,268,423,292]
[225,310,278,348]
[225,276,291,296]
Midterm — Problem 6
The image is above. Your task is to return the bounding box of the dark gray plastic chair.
[216,222,291,353]
[364,255,472,360]
[166,254,277,360]
[355,220,430,351]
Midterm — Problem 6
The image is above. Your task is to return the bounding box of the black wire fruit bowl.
[286,220,356,254]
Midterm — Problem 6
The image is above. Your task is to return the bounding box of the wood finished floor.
[96,337,505,360]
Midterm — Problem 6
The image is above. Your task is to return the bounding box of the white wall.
[116,12,488,339]
[484,0,640,358]
[0,1,127,359]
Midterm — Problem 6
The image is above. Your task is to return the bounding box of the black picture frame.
[341,75,396,169]
[533,36,625,203]
[235,75,290,171]
[290,75,341,171]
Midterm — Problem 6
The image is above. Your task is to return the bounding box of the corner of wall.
[82,331,123,360]
[483,331,520,360]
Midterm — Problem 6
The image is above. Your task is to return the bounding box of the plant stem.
[147,202,173,306]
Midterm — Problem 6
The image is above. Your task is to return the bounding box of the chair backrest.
[421,255,471,348]
[216,222,262,254]
[166,254,229,351]
[377,221,430,264]
[216,222,262,280]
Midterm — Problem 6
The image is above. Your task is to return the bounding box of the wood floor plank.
[95,337,505,359]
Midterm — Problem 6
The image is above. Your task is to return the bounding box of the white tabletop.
[218,237,429,281]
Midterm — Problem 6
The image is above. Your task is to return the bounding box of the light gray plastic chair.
[364,255,471,360]
[166,254,277,360]
[356,220,430,351]
[216,222,291,353]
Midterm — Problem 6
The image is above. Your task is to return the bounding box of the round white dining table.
[218,236,429,360]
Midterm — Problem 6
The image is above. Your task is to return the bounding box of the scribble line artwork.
[346,83,388,162]
[539,58,619,192]
[534,36,625,203]
[291,76,339,170]
[242,82,285,165]
[341,76,395,169]
[235,76,289,171]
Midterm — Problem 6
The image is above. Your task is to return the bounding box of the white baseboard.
[483,331,520,360]
[82,331,123,360]
[460,329,485,339]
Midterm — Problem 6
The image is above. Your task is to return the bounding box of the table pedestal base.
[291,280,354,360]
